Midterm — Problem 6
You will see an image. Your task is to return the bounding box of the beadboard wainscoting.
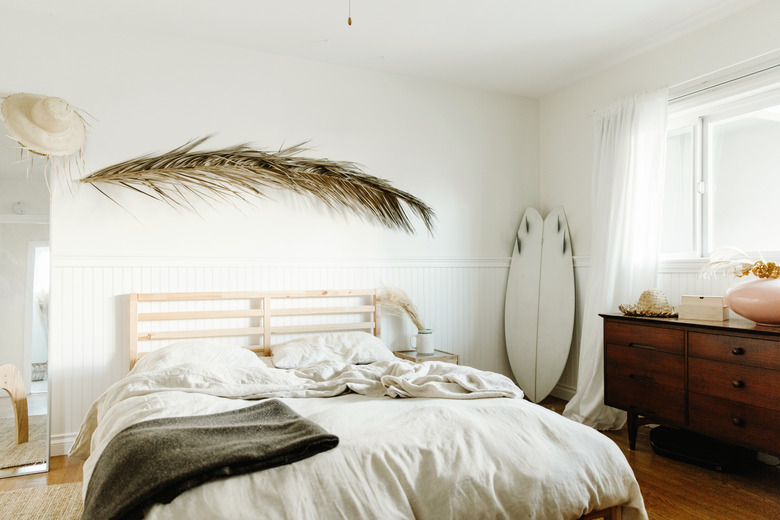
[48,256,515,455]
[48,256,729,455]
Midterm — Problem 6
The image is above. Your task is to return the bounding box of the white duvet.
[71,353,647,520]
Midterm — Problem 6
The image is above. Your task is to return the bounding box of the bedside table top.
[394,349,459,364]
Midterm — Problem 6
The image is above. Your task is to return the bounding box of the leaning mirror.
[0,125,50,478]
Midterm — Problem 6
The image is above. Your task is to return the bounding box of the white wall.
[0,10,539,452]
[539,0,780,258]
[5,1,778,455]
[0,11,539,262]
[1,15,539,261]
[538,0,780,402]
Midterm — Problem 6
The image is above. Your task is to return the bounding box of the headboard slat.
[138,327,265,342]
[270,305,376,317]
[128,289,379,369]
[271,323,375,335]
[139,310,264,321]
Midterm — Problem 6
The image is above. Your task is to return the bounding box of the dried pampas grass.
[378,286,426,330]
[701,248,779,279]
[80,137,436,235]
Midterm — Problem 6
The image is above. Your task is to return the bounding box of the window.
[661,75,780,259]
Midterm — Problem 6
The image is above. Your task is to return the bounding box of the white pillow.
[271,331,395,369]
[131,339,267,374]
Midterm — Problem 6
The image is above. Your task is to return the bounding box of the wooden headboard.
[128,289,380,369]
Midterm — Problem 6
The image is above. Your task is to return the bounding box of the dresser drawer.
[689,393,780,454]
[689,358,780,411]
[604,321,684,355]
[689,332,780,369]
[605,374,685,424]
[606,344,684,388]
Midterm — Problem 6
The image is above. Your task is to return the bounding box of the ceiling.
[0,0,763,96]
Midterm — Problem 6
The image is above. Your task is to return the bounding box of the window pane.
[660,127,695,256]
[708,105,780,254]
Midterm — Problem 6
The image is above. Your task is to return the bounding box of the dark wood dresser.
[601,313,780,455]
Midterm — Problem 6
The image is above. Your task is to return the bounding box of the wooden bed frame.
[582,507,622,520]
[126,288,622,520]
[128,289,380,369]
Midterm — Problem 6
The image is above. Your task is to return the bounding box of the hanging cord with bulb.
[348,0,352,25]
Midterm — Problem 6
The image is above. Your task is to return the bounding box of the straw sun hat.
[1,93,85,157]
[619,289,678,317]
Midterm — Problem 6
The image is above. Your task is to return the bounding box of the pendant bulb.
[348,0,352,26]
[348,16,352,25]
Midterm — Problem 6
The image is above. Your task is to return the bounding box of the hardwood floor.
[540,397,780,519]
[0,455,82,491]
[1,405,778,519]
[604,424,779,519]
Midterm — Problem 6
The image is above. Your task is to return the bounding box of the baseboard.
[550,383,576,401]
[51,432,77,457]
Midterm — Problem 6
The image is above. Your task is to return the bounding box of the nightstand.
[394,349,459,364]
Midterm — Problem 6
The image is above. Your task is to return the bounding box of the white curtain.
[563,87,669,430]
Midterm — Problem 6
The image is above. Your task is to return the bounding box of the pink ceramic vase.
[724,277,780,326]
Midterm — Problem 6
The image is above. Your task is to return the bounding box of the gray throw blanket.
[82,399,339,520]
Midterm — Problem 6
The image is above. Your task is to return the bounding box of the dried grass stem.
[379,286,426,330]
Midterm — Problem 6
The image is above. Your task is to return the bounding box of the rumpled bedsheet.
[70,359,647,520]
[71,359,521,460]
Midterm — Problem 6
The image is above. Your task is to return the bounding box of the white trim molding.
[51,255,512,269]
[46,254,728,447]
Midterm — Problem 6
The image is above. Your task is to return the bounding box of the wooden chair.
[0,364,29,444]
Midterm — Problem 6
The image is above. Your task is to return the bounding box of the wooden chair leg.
[0,364,29,444]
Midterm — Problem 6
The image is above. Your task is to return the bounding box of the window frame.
[664,79,780,260]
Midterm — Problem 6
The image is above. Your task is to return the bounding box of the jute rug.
[0,482,83,519]
[0,415,48,469]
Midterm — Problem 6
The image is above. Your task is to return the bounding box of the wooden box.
[678,295,729,321]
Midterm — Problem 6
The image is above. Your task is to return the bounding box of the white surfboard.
[535,207,575,402]
[505,206,574,403]
[505,208,544,401]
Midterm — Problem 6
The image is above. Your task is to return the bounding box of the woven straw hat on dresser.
[619,289,678,317]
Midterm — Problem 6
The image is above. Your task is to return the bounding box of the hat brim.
[1,93,85,157]
[618,304,678,317]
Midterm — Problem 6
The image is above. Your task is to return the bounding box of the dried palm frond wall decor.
[80,137,436,234]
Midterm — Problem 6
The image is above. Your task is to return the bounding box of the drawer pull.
[628,343,657,351]
[732,417,745,427]
[731,347,745,356]
[731,380,745,389]
[629,374,655,383]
